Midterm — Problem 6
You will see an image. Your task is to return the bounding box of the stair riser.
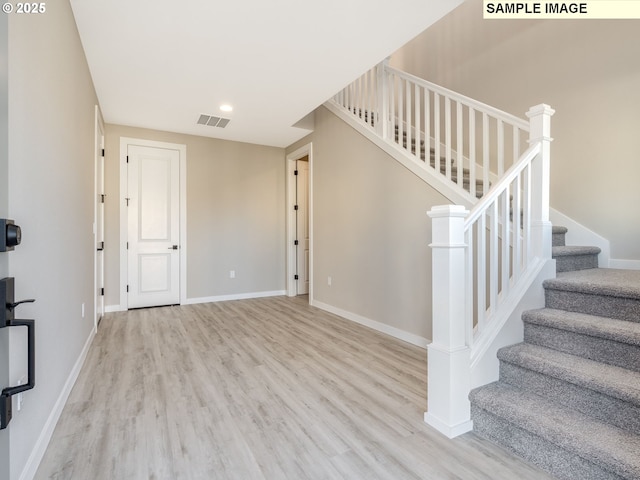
[471,405,622,480]
[500,362,640,435]
[524,323,640,373]
[552,232,566,247]
[545,289,640,323]
[554,254,598,273]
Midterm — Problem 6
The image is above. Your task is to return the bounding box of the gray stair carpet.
[471,383,640,480]
[498,343,640,435]
[523,308,640,372]
[552,226,568,246]
[552,245,600,272]
[545,268,640,322]
[469,225,640,480]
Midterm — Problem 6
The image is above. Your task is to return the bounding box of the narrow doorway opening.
[286,144,312,301]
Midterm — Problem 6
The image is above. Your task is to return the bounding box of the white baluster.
[513,173,522,281]
[445,97,452,180]
[457,102,463,188]
[415,84,421,161]
[425,90,431,165]
[482,113,489,196]
[434,93,441,173]
[406,79,412,157]
[501,187,510,295]
[497,119,504,176]
[489,200,498,313]
[390,73,396,144]
[469,108,476,198]
[376,61,389,139]
[477,212,486,332]
[398,79,404,150]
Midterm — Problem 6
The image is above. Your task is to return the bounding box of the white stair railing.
[425,104,554,438]
[331,61,554,439]
[332,60,530,199]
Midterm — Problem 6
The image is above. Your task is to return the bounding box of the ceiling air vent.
[197,114,230,128]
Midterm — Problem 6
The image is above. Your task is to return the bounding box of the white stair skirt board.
[311,300,429,349]
[549,207,610,267]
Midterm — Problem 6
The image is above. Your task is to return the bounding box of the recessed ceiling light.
[220,104,233,112]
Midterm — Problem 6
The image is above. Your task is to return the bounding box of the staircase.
[470,226,640,480]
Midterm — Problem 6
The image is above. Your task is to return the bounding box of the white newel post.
[527,104,555,260]
[425,205,473,438]
[376,59,389,140]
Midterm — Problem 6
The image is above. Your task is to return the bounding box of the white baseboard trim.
[19,328,96,480]
[424,411,473,439]
[183,290,286,305]
[105,304,124,313]
[609,259,640,270]
[311,300,429,349]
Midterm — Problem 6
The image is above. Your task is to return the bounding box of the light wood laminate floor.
[35,296,554,480]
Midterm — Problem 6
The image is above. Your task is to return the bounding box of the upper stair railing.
[332,59,530,200]
[329,60,555,440]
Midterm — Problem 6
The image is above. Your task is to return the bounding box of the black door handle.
[7,298,35,311]
[168,245,179,250]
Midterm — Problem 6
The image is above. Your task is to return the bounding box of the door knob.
[168,245,179,250]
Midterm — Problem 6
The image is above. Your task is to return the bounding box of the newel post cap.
[526,103,555,118]
[427,205,469,219]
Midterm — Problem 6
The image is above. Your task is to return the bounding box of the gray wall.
[287,107,449,340]
[7,2,99,478]
[103,125,286,306]
[391,0,640,261]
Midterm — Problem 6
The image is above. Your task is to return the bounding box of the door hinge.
[100,194,105,203]
[294,240,299,245]
[101,148,105,157]
[126,155,129,163]
[294,274,299,280]
[126,242,129,250]
[125,198,130,206]
[294,205,298,210]
[294,170,298,175]
[126,285,129,293]
[100,288,104,296]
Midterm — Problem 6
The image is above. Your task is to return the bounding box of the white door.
[95,117,105,324]
[296,159,309,295]
[127,145,180,308]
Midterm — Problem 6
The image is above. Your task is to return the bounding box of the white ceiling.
[70,0,462,148]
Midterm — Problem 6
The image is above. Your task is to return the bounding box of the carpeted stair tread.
[552,245,601,257]
[544,268,640,300]
[470,382,640,479]
[552,226,568,235]
[498,343,640,406]
[523,308,640,348]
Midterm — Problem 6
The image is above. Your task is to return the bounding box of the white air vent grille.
[197,114,230,128]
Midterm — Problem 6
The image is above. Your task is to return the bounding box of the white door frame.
[286,143,313,300]
[93,105,104,330]
[119,137,187,310]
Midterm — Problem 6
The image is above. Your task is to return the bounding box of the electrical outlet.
[229,270,235,279]
[327,276,332,286]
